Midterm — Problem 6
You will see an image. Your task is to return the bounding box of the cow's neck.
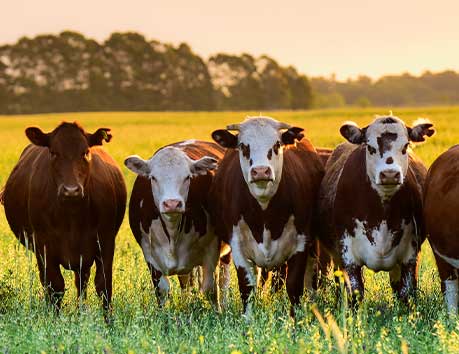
[160,214,184,240]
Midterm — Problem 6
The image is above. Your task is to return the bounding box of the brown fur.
[2,122,126,313]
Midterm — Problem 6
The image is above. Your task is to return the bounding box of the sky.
[1,0,458,80]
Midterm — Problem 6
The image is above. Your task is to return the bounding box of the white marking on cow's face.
[236,117,285,209]
[444,279,459,314]
[230,215,305,276]
[125,147,217,216]
[341,219,415,271]
[364,117,410,201]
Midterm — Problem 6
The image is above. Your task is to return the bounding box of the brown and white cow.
[2,122,127,313]
[319,115,434,303]
[424,145,459,313]
[210,116,324,315]
[125,140,230,308]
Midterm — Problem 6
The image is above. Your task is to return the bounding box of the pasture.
[0,107,458,353]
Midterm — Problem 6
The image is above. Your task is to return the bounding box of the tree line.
[0,31,457,114]
[0,32,311,114]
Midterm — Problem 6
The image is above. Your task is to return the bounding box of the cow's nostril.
[386,157,394,164]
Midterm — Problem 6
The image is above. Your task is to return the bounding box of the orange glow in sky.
[1,0,458,79]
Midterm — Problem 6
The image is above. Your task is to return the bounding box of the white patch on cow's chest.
[140,217,216,275]
[341,219,415,271]
[230,215,305,276]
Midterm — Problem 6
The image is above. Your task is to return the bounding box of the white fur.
[444,279,459,314]
[140,216,219,276]
[341,218,416,271]
[236,117,286,209]
[364,116,409,201]
[230,215,305,284]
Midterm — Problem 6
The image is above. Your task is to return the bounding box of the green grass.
[0,107,458,353]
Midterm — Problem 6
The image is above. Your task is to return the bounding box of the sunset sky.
[1,0,458,80]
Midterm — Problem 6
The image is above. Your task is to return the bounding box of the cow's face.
[212,116,304,209]
[125,147,217,221]
[25,122,111,200]
[340,116,434,200]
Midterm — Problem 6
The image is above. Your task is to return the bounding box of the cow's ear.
[211,130,238,148]
[124,155,151,177]
[25,127,50,147]
[281,127,304,145]
[87,128,112,147]
[190,156,218,176]
[408,122,435,142]
[340,122,366,144]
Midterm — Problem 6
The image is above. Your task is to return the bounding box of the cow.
[424,145,459,313]
[210,116,324,316]
[124,140,230,309]
[318,115,434,303]
[2,122,127,314]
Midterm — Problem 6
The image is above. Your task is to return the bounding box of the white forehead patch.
[366,116,408,147]
[238,116,281,144]
[149,147,190,175]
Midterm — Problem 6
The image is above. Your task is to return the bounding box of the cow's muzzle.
[162,199,184,214]
[250,166,273,183]
[379,170,401,185]
[59,184,84,199]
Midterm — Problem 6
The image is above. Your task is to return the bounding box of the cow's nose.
[162,199,183,213]
[379,170,401,185]
[250,166,272,181]
[61,184,83,198]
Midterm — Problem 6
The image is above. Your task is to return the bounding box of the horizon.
[1,0,458,81]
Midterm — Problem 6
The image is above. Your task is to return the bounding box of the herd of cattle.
[1,114,459,318]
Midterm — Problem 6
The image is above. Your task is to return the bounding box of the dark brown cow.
[210,116,324,316]
[424,145,459,313]
[125,140,230,308]
[319,115,434,303]
[2,122,127,312]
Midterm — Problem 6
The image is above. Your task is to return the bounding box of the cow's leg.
[147,263,169,306]
[286,250,307,317]
[236,265,257,315]
[344,263,364,305]
[74,266,91,301]
[94,235,115,314]
[178,274,192,291]
[36,254,65,311]
[219,253,232,308]
[201,237,221,310]
[395,255,420,304]
[435,255,459,314]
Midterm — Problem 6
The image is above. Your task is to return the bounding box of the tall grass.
[0,107,458,353]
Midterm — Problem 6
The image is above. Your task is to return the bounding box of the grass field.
[0,107,458,353]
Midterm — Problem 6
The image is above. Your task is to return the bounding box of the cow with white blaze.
[319,115,434,303]
[210,116,324,315]
[125,141,230,308]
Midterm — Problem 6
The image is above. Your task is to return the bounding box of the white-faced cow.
[125,140,230,308]
[210,116,324,315]
[319,115,434,303]
[424,145,459,313]
[2,122,127,313]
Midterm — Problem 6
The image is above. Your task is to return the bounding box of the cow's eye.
[367,145,376,155]
[151,176,157,182]
[402,143,409,154]
[239,143,250,159]
[50,151,58,159]
[273,141,281,154]
[184,175,191,182]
